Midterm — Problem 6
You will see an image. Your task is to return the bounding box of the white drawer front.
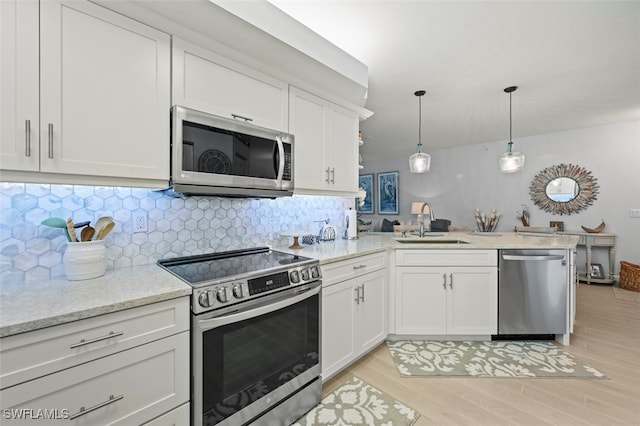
[1,297,189,389]
[0,332,189,425]
[396,250,497,267]
[144,402,190,425]
[322,252,387,286]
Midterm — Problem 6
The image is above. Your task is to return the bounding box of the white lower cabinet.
[0,298,190,425]
[321,253,387,379]
[394,250,497,336]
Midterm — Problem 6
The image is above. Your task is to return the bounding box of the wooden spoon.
[96,221,115,240]
[81,226,95,242]
[95,216,113,233]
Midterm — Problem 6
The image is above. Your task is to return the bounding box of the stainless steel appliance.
[498,249,569,336]
[158,247,321,425]
[171,106,294,197]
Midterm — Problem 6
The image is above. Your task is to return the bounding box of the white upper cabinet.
[0,0,39,172]
[172,37,289,132]
[1,0,170,186]
[289,87,359,195]
[40,0,170,180]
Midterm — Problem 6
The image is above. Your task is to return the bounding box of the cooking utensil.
[96,220,115,240]
[41,217,72,241]
[73,220,91,229]
[95,216,113,233]
[80,226,95,242]
[67,218,78,242]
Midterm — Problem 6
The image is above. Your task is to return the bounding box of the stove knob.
[290,270,300,283]
[232,283,244,299]
[301,268,310,281]
[310,266,320,279]
[198,290,214,308]
[216,287,228,303]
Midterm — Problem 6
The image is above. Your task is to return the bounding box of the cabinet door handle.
[330,167,335,184]
[449,273,453,289]
[25,119,31,157]
[354,286,360,304]
[69,394,124,420]
[353,264,367,270]
[231,113,253,122]
[69,330,124,349]
[48,123,54,159]
[442,273,447,289]
[325,167,331,183]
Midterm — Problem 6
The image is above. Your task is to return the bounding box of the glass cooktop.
[158,247,314,285]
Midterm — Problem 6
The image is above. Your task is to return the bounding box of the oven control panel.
[194,264,321,312]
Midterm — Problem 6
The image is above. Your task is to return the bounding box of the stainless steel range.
[158,247,321,426]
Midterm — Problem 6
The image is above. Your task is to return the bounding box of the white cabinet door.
[395,267,447,334]
[173,38,288,132]
[39,0,170,180]
[356,269,387,354]
[288,87,327,191]
[289,86,359,195]
[0,0,39,171]
[321,279,357,379]
[447,267,497,335]
[327,104,358,192]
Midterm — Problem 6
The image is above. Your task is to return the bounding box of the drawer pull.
[70,331,124,349]
[231,113,253,122]
[442,273,447,289]
[353,264,367,270]
[449,273,453,289]
[354,286,360,304]
[325,167,331,183]
[69,394,124,420]
[360,284,365,303]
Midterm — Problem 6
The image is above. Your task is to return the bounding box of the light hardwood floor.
[323,284,640,425]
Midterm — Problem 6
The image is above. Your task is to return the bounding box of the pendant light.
[499,86,525,173]
[409,90,431,173]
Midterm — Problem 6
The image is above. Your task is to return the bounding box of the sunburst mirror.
[529,163,599,215]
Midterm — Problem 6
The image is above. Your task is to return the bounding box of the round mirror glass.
[530,163,599,215]
[545,177,579,202]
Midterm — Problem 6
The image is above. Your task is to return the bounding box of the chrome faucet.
[419,202,435,237]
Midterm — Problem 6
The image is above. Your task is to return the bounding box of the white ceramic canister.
[63,240,106,280]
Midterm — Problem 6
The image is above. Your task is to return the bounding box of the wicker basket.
[620,261,640,292]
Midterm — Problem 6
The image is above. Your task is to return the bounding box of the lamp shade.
[499,149,525,173]
[409,151,431,173]
[411,202,426,215]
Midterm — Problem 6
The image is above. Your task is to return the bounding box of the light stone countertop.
[1,231,578,338]
[275,231,579,263]
[0,264,191,338]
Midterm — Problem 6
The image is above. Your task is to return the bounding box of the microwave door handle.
[275,136,285,184]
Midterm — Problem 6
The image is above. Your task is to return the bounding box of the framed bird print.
[377,171,399,214]
[358,174,374,214]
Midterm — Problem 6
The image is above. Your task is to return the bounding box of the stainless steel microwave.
[170,106,294,197]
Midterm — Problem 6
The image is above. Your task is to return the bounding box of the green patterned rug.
[292,376,420,426]
[386,340,607,378]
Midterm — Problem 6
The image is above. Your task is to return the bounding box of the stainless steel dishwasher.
[498,249,568,335]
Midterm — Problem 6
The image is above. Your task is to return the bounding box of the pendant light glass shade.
[499,86,525,173]
[409,90,431,173]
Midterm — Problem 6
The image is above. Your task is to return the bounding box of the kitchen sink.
[395,238,471,244]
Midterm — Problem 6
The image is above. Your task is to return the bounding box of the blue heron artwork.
[378,171,398,214]
[358,174,374,214]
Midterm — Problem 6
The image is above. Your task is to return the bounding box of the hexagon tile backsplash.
[0,183,354,284]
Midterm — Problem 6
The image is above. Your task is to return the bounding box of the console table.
[561,232,616,285]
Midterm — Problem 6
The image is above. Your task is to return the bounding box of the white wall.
[361,120,640,274]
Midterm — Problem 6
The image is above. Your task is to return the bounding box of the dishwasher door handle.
[502,254,565,261]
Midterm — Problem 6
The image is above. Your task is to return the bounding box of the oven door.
[192,282,321,426]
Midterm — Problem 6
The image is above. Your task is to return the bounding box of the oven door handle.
[198,285,320,331]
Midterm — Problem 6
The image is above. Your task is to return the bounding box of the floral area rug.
[292,376,420,426]
[386,340,606,379]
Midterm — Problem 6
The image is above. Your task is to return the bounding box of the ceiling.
[269,0,640,161]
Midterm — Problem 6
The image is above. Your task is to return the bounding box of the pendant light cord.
[509,90,513,151]
[418,95,422,150]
